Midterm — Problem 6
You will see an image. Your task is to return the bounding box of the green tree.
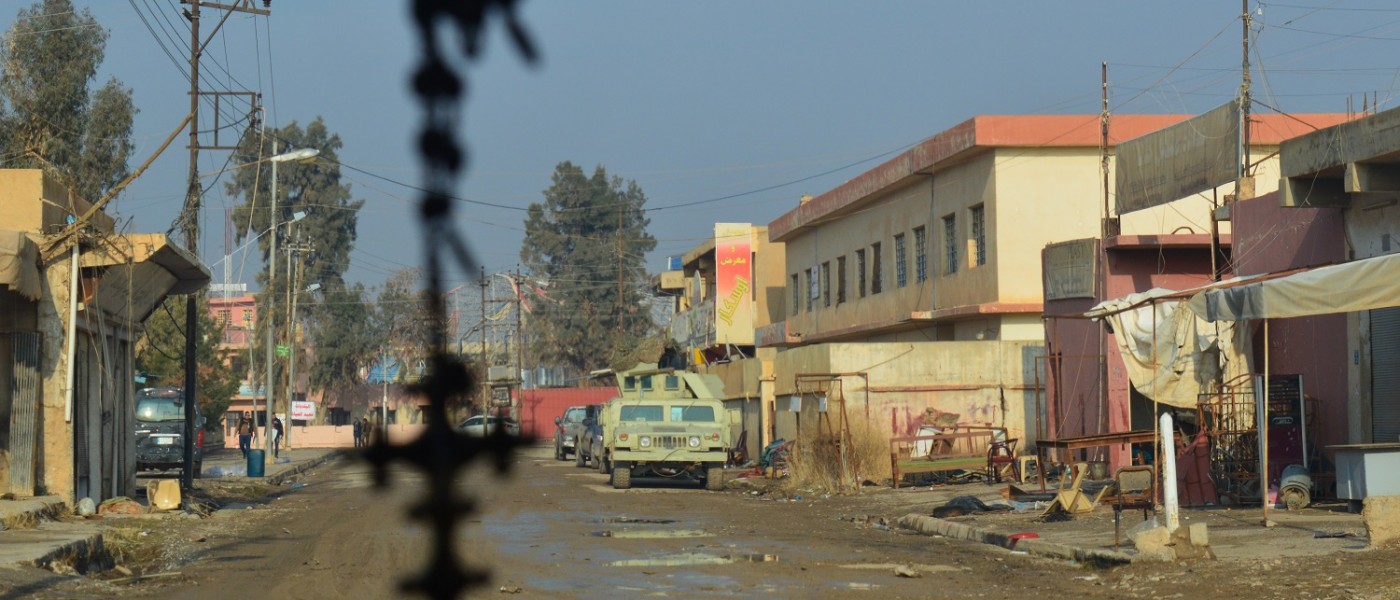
[374,267,433,382]
[521,162,657,376]
[0,0,135,204]
[305,282,376,397]
[136,294,240,429]
[223,118,365,389]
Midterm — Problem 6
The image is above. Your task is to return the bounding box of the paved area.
[0,447,342,572]
[835,474,1369,562]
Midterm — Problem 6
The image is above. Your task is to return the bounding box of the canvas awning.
[1089,290,1248,409]
[1188,252,1400,322]
[0,228,42,301]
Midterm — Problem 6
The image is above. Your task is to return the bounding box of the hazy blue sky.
[10,1,1400,289]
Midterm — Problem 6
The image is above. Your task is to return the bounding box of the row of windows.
[790,226,930,315]
[788,206,986,316]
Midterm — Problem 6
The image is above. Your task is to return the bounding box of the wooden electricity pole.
[180,0,270,491]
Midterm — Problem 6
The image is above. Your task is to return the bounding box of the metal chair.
[1112,465,1156,550]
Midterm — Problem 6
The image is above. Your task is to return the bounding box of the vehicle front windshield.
[564,408,585,423]
[619,405,664,422]
[670,405,716,422]
[136,398,186,422]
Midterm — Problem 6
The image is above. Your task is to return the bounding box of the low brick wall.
[223,423,428,449]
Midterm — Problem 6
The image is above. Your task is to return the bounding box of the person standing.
[237,412,254,458]
[352,417,363,448]
[272,416,284,458]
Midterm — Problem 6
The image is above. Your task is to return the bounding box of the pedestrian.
[272,416,284,458]
[237,412,254,458]
[352,417,363,448]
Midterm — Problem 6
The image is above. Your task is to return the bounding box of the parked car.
[553,405,587,460]
[134,387,205,477]
[573,404,603,468]
[457,414,521,437]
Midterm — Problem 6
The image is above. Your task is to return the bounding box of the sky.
[9,1,1400,291]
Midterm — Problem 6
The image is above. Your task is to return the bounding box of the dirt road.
[7,445,1400,599]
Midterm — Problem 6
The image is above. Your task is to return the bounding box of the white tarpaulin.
[1091,289,1249,409]
[1189,252,1400,322]
[0,228,41,301]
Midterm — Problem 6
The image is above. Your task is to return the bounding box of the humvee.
[594,364,732,491]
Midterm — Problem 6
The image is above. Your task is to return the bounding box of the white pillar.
[1160,411,1179,532]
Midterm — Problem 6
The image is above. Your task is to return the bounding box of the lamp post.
[264,144,319,461]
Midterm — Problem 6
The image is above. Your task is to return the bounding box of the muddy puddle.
[591,529,713,538]
[608,553,779,567]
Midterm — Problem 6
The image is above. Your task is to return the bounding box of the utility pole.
[284,235,313,449]
[180,0,269,491]
[515,266,524,421]
[616,201,625,335]
[479,265,488,413]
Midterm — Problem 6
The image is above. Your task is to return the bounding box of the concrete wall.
[768,340,1044,446]
[1234,193,1348,454]
[782,176,939,336]
[990,149,1102,304]
[0,170,115,233]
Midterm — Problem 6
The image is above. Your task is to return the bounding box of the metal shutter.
[1370,308,1400,443]
[7,333,41,496]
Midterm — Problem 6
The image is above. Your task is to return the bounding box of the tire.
[597,452,610,475]
[705,466,724,491]
[575,446,587,467]
[611,461,631,489]
[554,440,564,461]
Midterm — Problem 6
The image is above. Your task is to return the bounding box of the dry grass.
[1,511,38,530]
[780,420,892,495]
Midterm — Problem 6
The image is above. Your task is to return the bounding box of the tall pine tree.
[521,162,657,376]
[0,0,135,206]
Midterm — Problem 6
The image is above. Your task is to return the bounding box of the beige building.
[0,169,206,504]
[757,114,1333,446]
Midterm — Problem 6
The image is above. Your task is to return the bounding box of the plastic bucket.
[247,449,266,477]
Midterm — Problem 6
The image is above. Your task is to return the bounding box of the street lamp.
[265,145,320,462]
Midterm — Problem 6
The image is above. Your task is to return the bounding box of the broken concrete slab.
[1363,495,1400,547]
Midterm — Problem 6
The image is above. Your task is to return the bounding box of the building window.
[914,226,927,283]
[805,268,815,312]
[856,249,867,298]
[943,214,958,274]
[871,242,883,294]
[836,256,847,304]
[821,262,831,307]
[894,233,908,288]
[217,309,232,326]
[791,273,799,316]
[970,204,986,266]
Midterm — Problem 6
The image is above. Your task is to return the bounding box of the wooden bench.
[889,427,1006,489]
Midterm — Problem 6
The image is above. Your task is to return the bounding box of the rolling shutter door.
[1370,307,1400,443]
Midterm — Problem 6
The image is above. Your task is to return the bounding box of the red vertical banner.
[714,223,754,345]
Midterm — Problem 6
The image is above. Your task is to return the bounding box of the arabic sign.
[1116,100,1240,214]
[290,401,315,421]
[1043,238,1096,301]
[714,223,754,345]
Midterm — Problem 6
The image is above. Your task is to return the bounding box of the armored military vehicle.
[595,364,732,491]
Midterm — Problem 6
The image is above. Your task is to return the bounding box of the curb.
[268,450,345,486]
[30,531,112,574]
[897,513,1134,567]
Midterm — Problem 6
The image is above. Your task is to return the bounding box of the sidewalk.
[861,477,1369,564]
[0,446,342,572]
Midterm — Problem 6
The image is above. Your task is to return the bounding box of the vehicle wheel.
[611,461,631,489]
[705,466,724,491]
[596,452,610,475]
[554,441,564,461]
[575,446,587,467]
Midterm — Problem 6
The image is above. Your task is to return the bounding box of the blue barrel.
[247,449,266,477]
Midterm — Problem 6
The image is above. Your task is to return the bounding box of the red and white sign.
[714,223,754,345]
[290,401,316,421]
